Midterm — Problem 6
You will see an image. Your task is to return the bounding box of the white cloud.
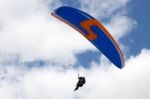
[106,15,137,40]
[0,49,150,99]
[80,0,129,18]
[0,0,94,64]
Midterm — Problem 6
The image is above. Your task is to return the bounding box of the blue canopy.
[52,6,125,68]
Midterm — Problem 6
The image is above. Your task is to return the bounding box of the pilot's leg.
[74,85,79,91]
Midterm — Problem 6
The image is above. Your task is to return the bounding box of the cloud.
[80,0,129,18]
[83,49,150,99]
[0,49,150,99]
[0,0,94,64]
[106,15,137,40]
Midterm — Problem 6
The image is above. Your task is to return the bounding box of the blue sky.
[0,0,150,99]
[121,0,150,55]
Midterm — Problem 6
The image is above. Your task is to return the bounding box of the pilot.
[74,75,86,91]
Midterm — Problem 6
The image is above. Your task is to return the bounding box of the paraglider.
[74,74,86,91]
[51,6,125,69]
[51,6,125,91]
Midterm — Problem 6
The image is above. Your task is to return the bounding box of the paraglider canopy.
[51,6,125,69]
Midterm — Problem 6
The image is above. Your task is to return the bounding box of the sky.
[121,0,150,55]
[0,0,150,99]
